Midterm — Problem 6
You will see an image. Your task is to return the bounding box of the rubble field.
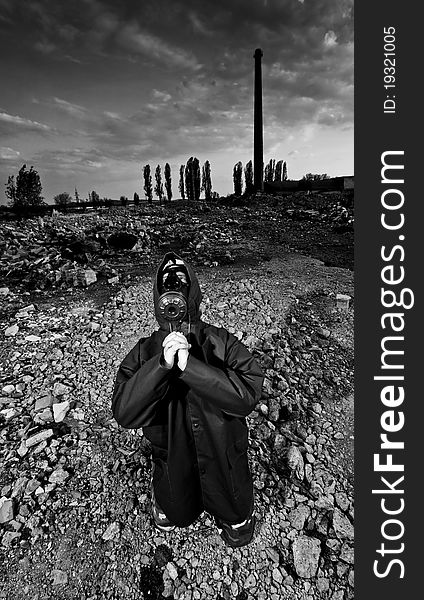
[0,192,354,600]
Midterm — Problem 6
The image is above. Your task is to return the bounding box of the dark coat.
[111,253,264,526]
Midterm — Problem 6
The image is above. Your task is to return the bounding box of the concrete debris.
[0,497,15,523]
[0,195,354,599]
[292,535,321,578]
[52,401,71,422]
[333,508,354,540]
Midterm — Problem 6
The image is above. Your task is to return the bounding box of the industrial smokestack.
[253,48,264,192]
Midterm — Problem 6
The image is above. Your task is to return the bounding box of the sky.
[0,0,353,203]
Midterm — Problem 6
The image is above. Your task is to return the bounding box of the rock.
[292,536,321,578]
[273,434,286,453]
[2,385,15,396]
[230,581,239,596]
[25,479,42,495]
[0,497,14,523]
[108,275,120,284]
[245,573,257,588]
[333,508,354,540]
[35,395,53,411]
[1,531,20,546]
[304,464,313,483]
[48,469,70,485]
[25,429,54,447]
[53,382,72,396]
[11,477,29,499]
[5,324,19,337]
[35,408,53,423]
[17,304,35,315]
[244,335,261,350]
[317,578,330,593]
[326,538,341,552]
[272,567,283,584]
[316,327,331,339]
[336,294,351,310]
[25,335,41,342]
[266,547,280,564]
[1,408,18,421]
[335,492,350,511]
[53,401,70,422]
[288,505,310,530]
[340,542,354,564]
[79,269,97,286]
[102,522,120,541]
[286,445,305,480]
[166,562,178,581]
[17,441,28,457]
[311,402,322,414]
[51,569,68,585]
[315,495,334,510]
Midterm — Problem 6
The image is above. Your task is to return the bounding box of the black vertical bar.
[356,1,421,597]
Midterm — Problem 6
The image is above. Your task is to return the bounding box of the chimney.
[253,48,264,192]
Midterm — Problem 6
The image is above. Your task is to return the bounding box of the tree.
[54,192,72,206]
[302,173,330,181]
[264,159,275,183]
[185,157,194,201]
[90,190,100,205]
[5,176,16,205]
[274,160,283,182]
[192,157,201,201]
[244,160,254,194]
[179,165,185,200]
[164,163,172,202]
[75,187,80,202]
[233,161,243,196]
[154,164,164,203]
[120,195,128,206]
[133,192,140,206]
[283,161,288,181]
[201,160,212,201]
[143,164,153,203]
[5,164,44,208]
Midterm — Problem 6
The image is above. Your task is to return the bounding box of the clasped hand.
[162,331,191,371]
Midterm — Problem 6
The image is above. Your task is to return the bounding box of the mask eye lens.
[162,268,187,291]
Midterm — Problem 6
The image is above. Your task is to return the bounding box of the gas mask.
[157,262,189,329]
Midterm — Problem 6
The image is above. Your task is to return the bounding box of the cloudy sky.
[0,0,353,203]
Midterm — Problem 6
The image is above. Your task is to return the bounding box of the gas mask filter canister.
[158,264,189,324]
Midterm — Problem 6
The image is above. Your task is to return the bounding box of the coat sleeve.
[180,332,264,418]
[111,338,173,428]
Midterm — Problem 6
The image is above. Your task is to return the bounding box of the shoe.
[151,487,175,532]
[214,513,256,548]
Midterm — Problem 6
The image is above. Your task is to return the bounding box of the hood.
[153,252,203,328]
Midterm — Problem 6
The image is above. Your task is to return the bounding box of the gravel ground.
[1,244,354,599]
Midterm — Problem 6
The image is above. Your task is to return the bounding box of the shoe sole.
[154,523,176,532]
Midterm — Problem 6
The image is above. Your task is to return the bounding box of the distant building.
[264,176,354,193]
